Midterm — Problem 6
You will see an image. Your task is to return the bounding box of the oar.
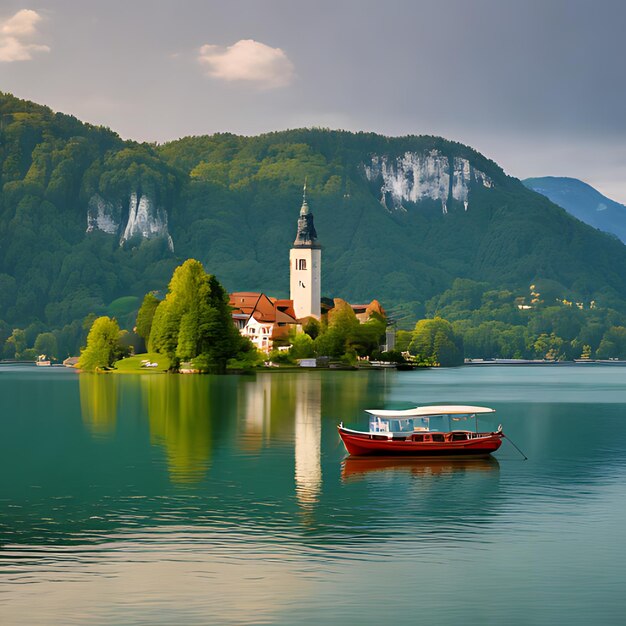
[502,434,528,460]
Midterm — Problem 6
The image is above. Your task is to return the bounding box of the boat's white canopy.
[365,405,495,418]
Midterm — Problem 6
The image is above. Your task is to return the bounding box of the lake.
[2,365,626,625]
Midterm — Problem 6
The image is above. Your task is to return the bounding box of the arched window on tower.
[298,259,307,270]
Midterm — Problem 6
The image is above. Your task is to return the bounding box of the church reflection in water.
[237,373,323,510]
[293,375,322,509]
[238,375,274,451]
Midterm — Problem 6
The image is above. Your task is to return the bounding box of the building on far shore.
[348,301,386,324]
[229,292,299,352]
[230,184,385,353]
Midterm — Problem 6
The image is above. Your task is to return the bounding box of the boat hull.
[338,426,503,457]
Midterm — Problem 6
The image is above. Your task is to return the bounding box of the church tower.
[290,182,321,319]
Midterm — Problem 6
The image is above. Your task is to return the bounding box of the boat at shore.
[338,405,503,457]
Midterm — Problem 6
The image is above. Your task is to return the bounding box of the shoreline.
[4,360,626,374]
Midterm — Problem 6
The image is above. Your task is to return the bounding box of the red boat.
[338,405,503,457]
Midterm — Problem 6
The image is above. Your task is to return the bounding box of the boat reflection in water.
[341,455,500,482]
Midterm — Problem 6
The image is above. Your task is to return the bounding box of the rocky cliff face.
[363,150,492,213]
[86,195,122,235]
[86,192,174,251]
[121,192,174,251]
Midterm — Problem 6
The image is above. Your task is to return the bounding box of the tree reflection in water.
[144,375,217,484]
[79,374,119,438]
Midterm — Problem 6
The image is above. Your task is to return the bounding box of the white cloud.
[198,39,294,88]
[1,8,41,36]
[0,9,49,62]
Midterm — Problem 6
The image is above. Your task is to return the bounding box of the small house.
[229,292,299,352]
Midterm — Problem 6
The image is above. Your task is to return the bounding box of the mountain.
[2,91,626,345]
[159,134,626,308]
[523,177,626,244]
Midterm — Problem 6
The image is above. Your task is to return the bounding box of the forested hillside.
[0,92,179,348]
[2,91,626,358]
[159,132,626,310]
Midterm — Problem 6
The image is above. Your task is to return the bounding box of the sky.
[2,0,626,201]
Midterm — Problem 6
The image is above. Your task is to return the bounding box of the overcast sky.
[2,0,626,200]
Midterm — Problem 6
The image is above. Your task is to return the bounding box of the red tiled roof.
[230,292,263,311]
[229,293,298,326]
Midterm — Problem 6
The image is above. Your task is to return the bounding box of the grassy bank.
[113,353,170,373]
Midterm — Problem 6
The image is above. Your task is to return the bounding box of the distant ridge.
[523,176,626,243]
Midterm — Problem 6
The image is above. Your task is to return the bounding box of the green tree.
[409,317,463,366]
[148,259,240,372]
[597,326,626,359]
[149,300,179,357]
[329,299,360,334]
[135,293,161,347]
[313,300,361,358]
[78,316,121,371]
[433,329,462,366]
[314,327,345,358]
[533,333,550,358]
[395,330,413,352]
[34,332,58,359]
[302,317,320,339]
[350,316,386,356]
[533,332,566,360]
[331,300,362,352]
[290,332,315,359]
[5,329,27,359]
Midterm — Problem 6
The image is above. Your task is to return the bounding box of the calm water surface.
[1,365,626,625]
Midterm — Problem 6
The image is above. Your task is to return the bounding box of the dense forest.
[3,91,626,360]
[394,279,626,362]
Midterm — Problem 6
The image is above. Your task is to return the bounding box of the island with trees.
[77,258,397,373]
[73,262,626,373]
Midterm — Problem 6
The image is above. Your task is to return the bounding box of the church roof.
[229,292,298,325]
[293,182,320,248]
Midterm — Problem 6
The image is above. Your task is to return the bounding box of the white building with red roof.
[229,292,299,352]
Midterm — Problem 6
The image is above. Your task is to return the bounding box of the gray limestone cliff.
[363,150,493,214]
[86,191,174,251]
[121,192,174,251]
[86,194,122,235]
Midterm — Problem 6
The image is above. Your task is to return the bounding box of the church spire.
[294,179,319,247]
[300,178,309,216]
